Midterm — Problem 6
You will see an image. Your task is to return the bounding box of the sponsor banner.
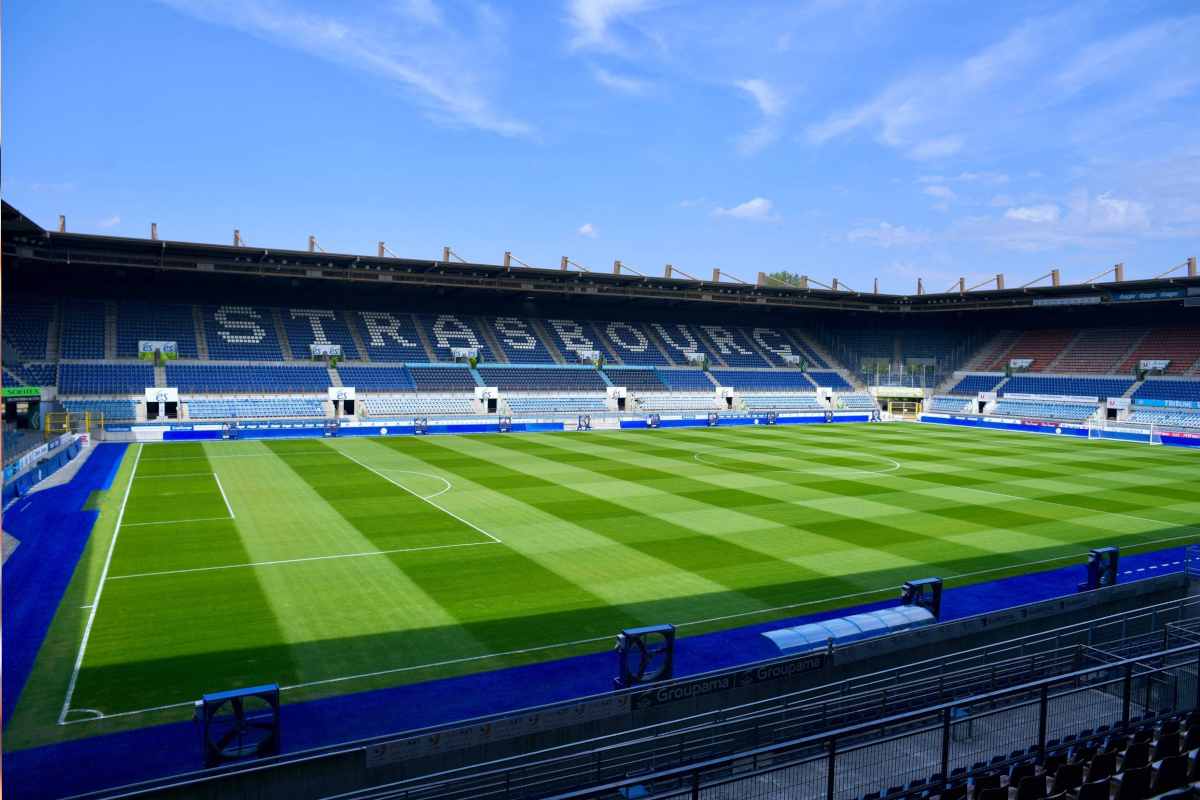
[1032,295,1102,307]
[1139,359,1171,371]
[1112,289,1186,302]
[1002,393,1098,403]
[310,343,342,357]
[1106,397,1132,410]
[328,386,356,402]
[138,340,178,360]
[1009,358,1034,369]
[2,386,41,398]
[1135,398,1200,410]
[978,391,997,403]
[365,694,632,766]
[144,387,179,404]
[872,386,924,398]
[630,654,826,711]
[451,346,478,359]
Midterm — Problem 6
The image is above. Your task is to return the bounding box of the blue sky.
[5,0,1199,291]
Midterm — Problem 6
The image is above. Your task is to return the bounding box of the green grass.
[9,423,1200,748]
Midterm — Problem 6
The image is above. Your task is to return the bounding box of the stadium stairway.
[476,318,510,364]
[103,301,117,359]
[344,310,372,362]
[272,309,293,360]
[4,525,1190,800]
[191,306,208,359]
[528,318,569,364]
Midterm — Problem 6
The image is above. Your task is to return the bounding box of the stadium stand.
[58,363,154,395]
[484,317,556,363]
[416,313,495,362]
[1127,409,1200,429]
[749,327,828,368]
[335,365,417,392]
[280,307,362,360]
[2,300,53,359]
[62,399,138,420]
[165,363,329,393]
[807,369,852,390]
[506,396,608,415]
[988,328,1078,371]
[349,310,431,362]
[201,305,285,360]
[601,366,667,392]
[637,394,715,411]
[710,369,815,391]
[363,396,475,416]
[585,319,662,366]
[695,324,770,367]
[836,392,877,411]
[650,322,720,365]
[741,394,825,411]
[187,398,326,419]
[657,369,716,391]
[2,362,56,387]
[477,365,607,393]
[1132,379,1200,404]
[948,373,1005,395]
[2,429,43,464]
[963,329,1020,371]
[1119,327,1200,375]
[992,399,1097,421]
[1001,375,1134,399]
[408,365,479,392]
[115,302,200,358]
[929,395,973,413]
[59,301,106,359]
[1052,327,1147,374]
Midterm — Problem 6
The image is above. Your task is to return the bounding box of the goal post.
[887,400,921,418]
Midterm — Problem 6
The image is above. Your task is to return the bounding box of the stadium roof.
[3,202,1197,315]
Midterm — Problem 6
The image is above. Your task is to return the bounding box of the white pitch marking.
[58,443,143,725]
[106,540,498,581]
[122,516,235,528]
[213,472,235,519]
[332,446,501,544]
[133,472,215,479]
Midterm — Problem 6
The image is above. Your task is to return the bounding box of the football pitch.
[11,422,1200,748]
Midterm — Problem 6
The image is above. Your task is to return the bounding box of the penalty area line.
[332,446,501,544]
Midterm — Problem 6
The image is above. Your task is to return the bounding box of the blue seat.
[807,370,852,390]
[60,302,106,358]
[349,310,430,362]
[202,305,284,360]
[408,365,479,392]
[602,367,667,392]
[476,366,606,392]
[1001,375,1133,399]
[166,364,329,393]
[280,307,362,360]
[416,314,495,362]
[58,363,154,394]
[484,317,555,363]
[657,369,715,391]
[116,302,199,358]
[336,366,417,392]
[948,374,1004,396]
[710,369,815,391]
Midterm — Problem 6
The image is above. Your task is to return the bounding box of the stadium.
[6,3,1200,799]
[2,197,1200,798]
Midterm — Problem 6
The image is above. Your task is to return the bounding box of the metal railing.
[529,643,1200,800]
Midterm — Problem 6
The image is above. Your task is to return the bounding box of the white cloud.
[158,0,531,138]
[713,197,777,221]
[97,215,121,229]
[735,124,780,156]
[847,222,929,247]
[1004,204,1060,223]
[591,66,650,95]
[734,79,784,117]
[1088,192,1149,232]
[566,0,656,50]
[923,185,956,201]
[577,222,598,237]
[909,135,965,160]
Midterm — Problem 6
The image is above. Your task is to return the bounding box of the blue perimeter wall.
[2,443,126,728]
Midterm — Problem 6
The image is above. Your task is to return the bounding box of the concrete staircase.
[272,310,293,360]
[192,307,209,359]
[104,301,118,359]
[327,367,342,387]
[344,311,370,362]
[154,365,167,387]
[1045,330,1089,372]
[46,304,62,360]
[529,319,568,364]
[476,317,509,363]
[411,314,439,362]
